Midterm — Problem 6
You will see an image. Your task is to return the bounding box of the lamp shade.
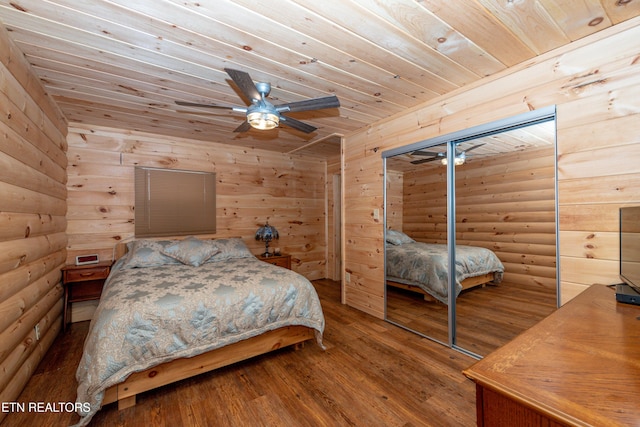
[255,221,279,256]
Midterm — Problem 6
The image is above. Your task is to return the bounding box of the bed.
[385,230,504,304]
[73,236,325,427]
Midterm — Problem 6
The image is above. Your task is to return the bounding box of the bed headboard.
[114,241,129,260]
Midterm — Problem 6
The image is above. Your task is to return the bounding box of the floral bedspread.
[74,257,324,426]
[386,242,504,303]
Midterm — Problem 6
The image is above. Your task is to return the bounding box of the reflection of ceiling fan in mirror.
[175,68,340,134]
[410,143,485,165]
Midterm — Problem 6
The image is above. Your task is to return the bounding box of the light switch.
[373,208,380,220]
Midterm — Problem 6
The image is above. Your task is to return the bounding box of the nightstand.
[61,261,113,331]
[257,253,291,270]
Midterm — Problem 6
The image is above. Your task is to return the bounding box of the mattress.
[386,241,504,303]
[74,240,324,426]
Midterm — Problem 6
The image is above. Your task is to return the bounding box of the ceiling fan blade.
[279,115,317,133]
[233,121,252,133]
[175,101,234,109]
[410,157,440,165]
[277,95,340,113]
[463,143,485,153]
[224,68,262,102]
[412,150,443,157]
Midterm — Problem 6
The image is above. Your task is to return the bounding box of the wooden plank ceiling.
[0,0,638,158]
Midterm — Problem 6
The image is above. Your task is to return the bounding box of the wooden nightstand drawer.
[67,280,105,301]
[257,254,291,269]
[62,261,113,331]
[268,257,290,269]
[63,265,110,283]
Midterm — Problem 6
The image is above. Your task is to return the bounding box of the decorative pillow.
[161,236,220,267]
[207,237,253,262]
[120,239,183,268]
[386,229,415,245]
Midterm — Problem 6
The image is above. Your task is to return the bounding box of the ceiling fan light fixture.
[247,111,279,130]
[441,155,465,166]
[176,69,339,134]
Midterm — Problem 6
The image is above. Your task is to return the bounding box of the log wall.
[65,124,328,280]
[394,146,556,292]
[344,18,640,318]
[0,25,68,421]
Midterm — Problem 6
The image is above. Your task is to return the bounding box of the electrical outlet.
[34,324,40,341]
[345,272,351,283]
[373,208,380,220]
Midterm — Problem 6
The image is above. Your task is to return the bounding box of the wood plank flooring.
[4,279,478,427]
[387,280,557,356]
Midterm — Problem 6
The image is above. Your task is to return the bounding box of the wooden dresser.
[463,284,640,426]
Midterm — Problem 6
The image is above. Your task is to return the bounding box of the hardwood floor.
[386,280,557,356]
[4,279,478,427]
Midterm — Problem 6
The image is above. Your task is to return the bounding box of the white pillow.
[386,229,415,245]
[120,239,182,268]
[161,237,219,267]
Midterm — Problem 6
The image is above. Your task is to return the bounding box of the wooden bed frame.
[103,325,314,409]
[98,240,317,410]
[387,272,497,302]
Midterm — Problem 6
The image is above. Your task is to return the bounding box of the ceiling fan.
[175,68,340,134]
[410,143,485,165]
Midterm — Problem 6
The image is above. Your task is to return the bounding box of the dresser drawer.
[64,265,110,283]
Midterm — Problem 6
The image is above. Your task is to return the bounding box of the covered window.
[134,167,216,237]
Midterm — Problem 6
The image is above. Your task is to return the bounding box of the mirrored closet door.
[385,141,450,346]
[383,107,559,357]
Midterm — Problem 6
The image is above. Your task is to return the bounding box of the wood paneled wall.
[385,170,404,231]
[394,146,556,291]
[326,158,341,281]
[0,26,68,421]
[344,18,640,318]
[66,124,327,280]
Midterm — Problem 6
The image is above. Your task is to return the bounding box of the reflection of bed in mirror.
[385,230,504,304]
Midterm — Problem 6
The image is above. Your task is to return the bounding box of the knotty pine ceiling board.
[0,0,638,158]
